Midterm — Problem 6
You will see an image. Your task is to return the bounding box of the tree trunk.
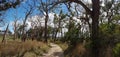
[14,32,16,40]
[2,24,9,43]
[52,28,55,39]
[13,20,17,40]
[44,14,48,42]
[54,28,58,41]
[91,0,100,57]
[14,26,17,40]
[61,28,63,38]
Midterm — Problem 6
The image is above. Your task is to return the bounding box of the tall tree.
[13,19,18,40]
[12,11,20,40]
[38,0,49,42]
[38,0,56,42]
[52,0,100,57]
[21,0,35,41]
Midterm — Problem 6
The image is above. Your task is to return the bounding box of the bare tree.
[28,15,44,40]
[12,10,20,40]
[21,0,36,41]
[38,0,56,42]
[13,19,18,40]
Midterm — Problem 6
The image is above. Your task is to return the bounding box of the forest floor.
[42,43,64,57]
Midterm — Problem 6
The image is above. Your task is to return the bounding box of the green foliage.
[113,43,120,57]
[99,23,120,46]
[64,22,82,46]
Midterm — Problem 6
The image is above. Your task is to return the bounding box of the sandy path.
[42,43,64,57]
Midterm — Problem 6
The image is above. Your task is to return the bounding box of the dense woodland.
[0,0,120,57]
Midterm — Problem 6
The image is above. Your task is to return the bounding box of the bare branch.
[50,0,91,14]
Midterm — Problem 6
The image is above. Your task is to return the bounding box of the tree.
[99,1,120,56]
[38,0,56,42]
[13,19,18,40]
[0,0,23,24]
[28,15,44,40]
[17,24,24,39]
[2,24,9,43]
[53,11,66,41]
[12,11,20,40]
[64,18,81,45]
[52,0,100,57]
[21,0,35,41]
[0,0,23,11]
[90,0,100,57]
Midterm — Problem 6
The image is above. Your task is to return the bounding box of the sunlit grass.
[0,40,50,57]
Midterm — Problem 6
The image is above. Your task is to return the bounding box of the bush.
[113,43,120,57]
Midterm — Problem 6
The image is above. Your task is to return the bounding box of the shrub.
[113,43,120,57]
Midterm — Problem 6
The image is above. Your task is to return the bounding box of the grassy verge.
[0,35,14,41]
[0,40,50,57]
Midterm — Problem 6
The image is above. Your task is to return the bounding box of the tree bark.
[91,0,100,57]
[44,14,48,42]
[13,20,17,40]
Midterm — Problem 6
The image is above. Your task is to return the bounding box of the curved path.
[42,43,64,57]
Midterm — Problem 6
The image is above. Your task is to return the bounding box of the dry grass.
[64,43,87,57]
[64,43,114,57]
[0,40,50,57]
[54,41,68,51]
[72,43,86,57]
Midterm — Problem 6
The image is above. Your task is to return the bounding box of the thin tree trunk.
[54,28,58,41]
[13,20,17,40]
[61,28,63,38]
[2,24,9,43]
[44,14,48,42]
[14,32,16,40]
[52,28,55,39]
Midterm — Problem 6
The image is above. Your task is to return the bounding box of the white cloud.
[26,20,31,30]
[28,12,55,28]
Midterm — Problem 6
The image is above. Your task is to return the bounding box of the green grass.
[0,35,14,41]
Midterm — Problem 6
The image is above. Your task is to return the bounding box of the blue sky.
[0,0,68,33]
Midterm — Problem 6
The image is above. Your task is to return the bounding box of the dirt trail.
[42,43,64,57]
